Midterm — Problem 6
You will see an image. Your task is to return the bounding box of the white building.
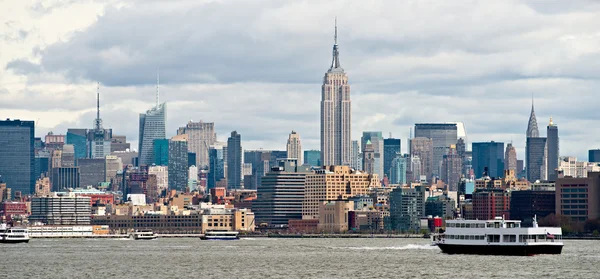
[286,131,302,163]
[558,157,600,178]
[148,165,169,191]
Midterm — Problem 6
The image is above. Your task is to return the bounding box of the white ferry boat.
[433,216,563,256]
[130,229,158,240]
[0,224,30,244]
[201,230,239,240]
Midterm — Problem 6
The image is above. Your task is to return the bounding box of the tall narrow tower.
[546,117,559,181]
[320,19,351,166]
[526,98,546,182]
[138,73,167,166]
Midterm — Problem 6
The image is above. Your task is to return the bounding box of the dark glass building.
[546,120,559,181]
[589,149,600,163]
[383,138,401,180]
[0,120,35,196]
[168,140,188,191]
[227,131,242,189]
[66,129,88,159]
[526,137,547,182]
[153,139,169,166]
[208,146,225,189]
[303,150,321,167]
[509,190,555,227]
[51,167,80,191]
[472,141,505,178]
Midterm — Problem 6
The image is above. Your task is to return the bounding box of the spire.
[156,68,160,107]
[526,96,539,138]
[549,116,554,126]
[329,17,343,72]
[94,82,103,130]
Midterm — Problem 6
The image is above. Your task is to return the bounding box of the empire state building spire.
[329,18,343,72]
[526,97,539,138]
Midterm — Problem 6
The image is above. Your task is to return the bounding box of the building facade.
[505,143,517,171]
[361,132,384,179]
[441,145,462,191]
[526,137,547,182]
[410,137,434,181]
[414,123,458,178]
[138,101,166,166]
[168,135,189,191]
[208,143,226,190]
[590,149,600,163]
[227,131,242,189]
[383,138,401,180]
[78,158,106,187]
[555,172,600,222]
[350,140,361,171]
[177,121,216,168]
[0,119,35,196]
[29,194,92,225]
[286,131,302,163]
[320,24,351,167]
[304,150,321,167]
[509,190,555,227]
[472,141,505,178]
[547,118,559,181]
[389,186,425,232]
[472,189,510,220]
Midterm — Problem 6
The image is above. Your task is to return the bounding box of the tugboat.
[0,223,30,244]
[129,229,158,240]
[434,216,563,256]
[201,230,240,240]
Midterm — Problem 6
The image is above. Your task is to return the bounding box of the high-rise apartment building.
[320,23,351,167]
[546,118,559,181]
[30,194,91,225]
[361,132,384,178]
[110,135,130,152]
[138,80,166,166]
[253,159,312,226]
[168,135,189,191]
[303,166,380,220]
[504,143,517,171]
[472,141,505,178]
[177,121,216,168]
[442,145,462,191]
[389,186,425,232]
[148,165,168,192]
[410,137,434,181]
[304,150,321,167]
[286,131,302,163]
[0,119,35,196]
[350,140,361,170]
[472,189,510,220]
[227,131,242,189]
[51,167,80,191]
[383,138,401,180]
[61,145,76,167]
[557,157,600,178]
[414,123,458,178]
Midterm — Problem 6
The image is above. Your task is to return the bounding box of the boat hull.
[437,243,563,256]
[200,237,239,240]
[0,239,30,244]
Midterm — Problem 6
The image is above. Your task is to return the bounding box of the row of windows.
[561,194,588,198]
[561,205,587,209]
[562,199,588,204]
[562,210,587,215]
[561,188,588,193]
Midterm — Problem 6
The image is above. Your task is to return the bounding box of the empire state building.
[321,22,351,166]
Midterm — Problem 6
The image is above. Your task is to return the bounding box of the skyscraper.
[383,138,401,180]
[442,145,462,191]
[286,131,302,163]
[472,141,505,178]
[304,150,321,167]
[414,123,458,178]
[208,143,226,190]
[390,155,409,185]
[546,118,559,181]
[0,120,35,196]
[350,140,361,170]
[320,21,351,167]
[361,132,384,179]
[138,76,166,166]
[168,135,189,191]
[177,121,216,168]
[590,150,600,163]
[227,131,242,189]
[504,143,517,171]
[66,129,88,159]
[87,83,112,159]
[153,139,169,166]
[362,140,375,175]
[526,100,547,182]
[410,137,434,181]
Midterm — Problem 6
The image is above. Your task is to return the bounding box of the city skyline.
[1,1,600,161]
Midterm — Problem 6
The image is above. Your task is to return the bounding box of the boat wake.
[336,244,439,251]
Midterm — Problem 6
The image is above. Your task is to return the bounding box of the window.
[504,235,516,242]
[487,235,500,243]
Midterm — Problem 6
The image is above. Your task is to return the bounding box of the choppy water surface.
[2,238,598,278]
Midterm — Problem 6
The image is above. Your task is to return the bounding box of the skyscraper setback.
[320,21,351,167]
[138,76,166,166]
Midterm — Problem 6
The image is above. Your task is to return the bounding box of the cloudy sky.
[2,0,600,159]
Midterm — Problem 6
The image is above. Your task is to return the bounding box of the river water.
[2,238,598,278]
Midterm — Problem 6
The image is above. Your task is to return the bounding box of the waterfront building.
[286,131,302,163]
[66,129,88,159]
[472,141,505,178]
[320,22,351,167]
[51,167,80,191]
[546,118,559,181]
[110,135,130,152]
[148,165,169,192]
[509,190,555,227]
[304,150,321,167]
[590,149,600,163]
[253,159,312,226]
[138,79,166,166]
[389,185,425,232]
[0,119,35,196]
[414,123,458,178]
[441,145,462,191]
[472,188,510,220]
[78,158,106,187]
[29,193,91,225]
[410,137,434,181]
[227,131,242,189]
[169,135,189,192]
[318,199,354,233]
[303,166,380,220]
[177,121,216,168]
[208,143,226,190]
[555,172,600,222]
[383,138,401,180]
[505,143,517,171]
[361,132,384,178]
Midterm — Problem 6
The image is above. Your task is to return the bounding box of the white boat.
[0,224,30,244]
[433,216,563,256]
[201,230,239,240]
[129,229,158,240]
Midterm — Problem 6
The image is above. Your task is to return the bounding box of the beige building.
[504,143,517,171]
[105,155,123,185]
[148,165,169,191]
[35,177,51,197]
[303,166,380,220]
[557,157,600,178]
[286,131,302,163]
[475,170,529,191]
[318,200,353,233]
[177,121,216,168]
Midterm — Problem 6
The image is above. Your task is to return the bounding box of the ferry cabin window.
[503,235,517,242]
[486,223,494,228]
[487,235,500,243]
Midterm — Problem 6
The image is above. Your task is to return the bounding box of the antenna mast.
[156,68,160,106]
